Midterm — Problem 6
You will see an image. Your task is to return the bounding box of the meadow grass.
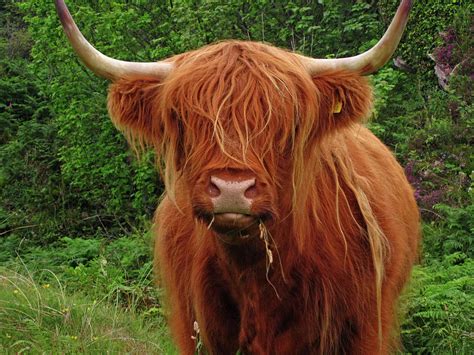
[0,266,177,354]
[0,230,471,354]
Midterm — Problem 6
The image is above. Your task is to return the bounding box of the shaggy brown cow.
[56,0,420,353]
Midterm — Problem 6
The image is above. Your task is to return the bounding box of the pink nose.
[208,176,257,214]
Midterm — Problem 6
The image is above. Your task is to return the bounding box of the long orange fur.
[108,41,420,354]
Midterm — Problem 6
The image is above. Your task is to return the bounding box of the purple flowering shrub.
[404,156,471,220]
[431,16,473,92]
[405,160,443,217]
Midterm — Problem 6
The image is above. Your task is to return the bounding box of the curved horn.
[55,0,173,81]
[299,0,413,76]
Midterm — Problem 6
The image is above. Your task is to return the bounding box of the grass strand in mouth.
[207,215,215,230]
[265,225,288,284]
[259,221,281,300]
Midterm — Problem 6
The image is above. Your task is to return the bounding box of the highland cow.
[56,0,420,353]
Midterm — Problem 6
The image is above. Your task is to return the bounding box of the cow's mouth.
[194,205,273,243]
[211,213,258,234]
[201,212,267,244]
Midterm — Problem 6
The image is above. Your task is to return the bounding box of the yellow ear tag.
[333,99,343,114]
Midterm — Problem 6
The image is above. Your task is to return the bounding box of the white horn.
[55,0,173,81]
[299,0,413,76]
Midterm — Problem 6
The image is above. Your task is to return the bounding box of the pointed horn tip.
[55,0,73,28]
[400,0,414,14]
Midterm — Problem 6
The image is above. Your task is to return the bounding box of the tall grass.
[0,266,176,354]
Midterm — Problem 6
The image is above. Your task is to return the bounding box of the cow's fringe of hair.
[330,148,390,350]
[108,40,389,352]
[294,137,390,353]
[154,41,321,205]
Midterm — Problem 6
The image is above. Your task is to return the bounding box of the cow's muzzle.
[208,175,257,214]
[197,172,271,239]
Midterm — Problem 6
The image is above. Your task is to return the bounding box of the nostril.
[210,175,256,201]
[244,184,258,199]
[207,181,221,197]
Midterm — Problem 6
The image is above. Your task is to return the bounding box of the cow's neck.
[212,229,315,353]
[216,230,291,296]
[214,224,291,283]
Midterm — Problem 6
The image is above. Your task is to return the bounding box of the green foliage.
[1,0,163,244]
[60,235,158,310]
[401,259,474,354]
[370,67,405,118]
[423,204,474,259]
[1,232,158,311]
[369,2,472,216]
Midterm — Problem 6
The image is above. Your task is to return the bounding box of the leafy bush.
[1,232,159,311]
[401,259,474,354]
[423,204,474,260]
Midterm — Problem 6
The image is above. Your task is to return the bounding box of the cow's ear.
[107,79,163,150]
[312,72,373,134]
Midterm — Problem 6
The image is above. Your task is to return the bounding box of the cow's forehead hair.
[160,41,319,162]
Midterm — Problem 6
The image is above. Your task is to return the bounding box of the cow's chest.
[230,269,306,354]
